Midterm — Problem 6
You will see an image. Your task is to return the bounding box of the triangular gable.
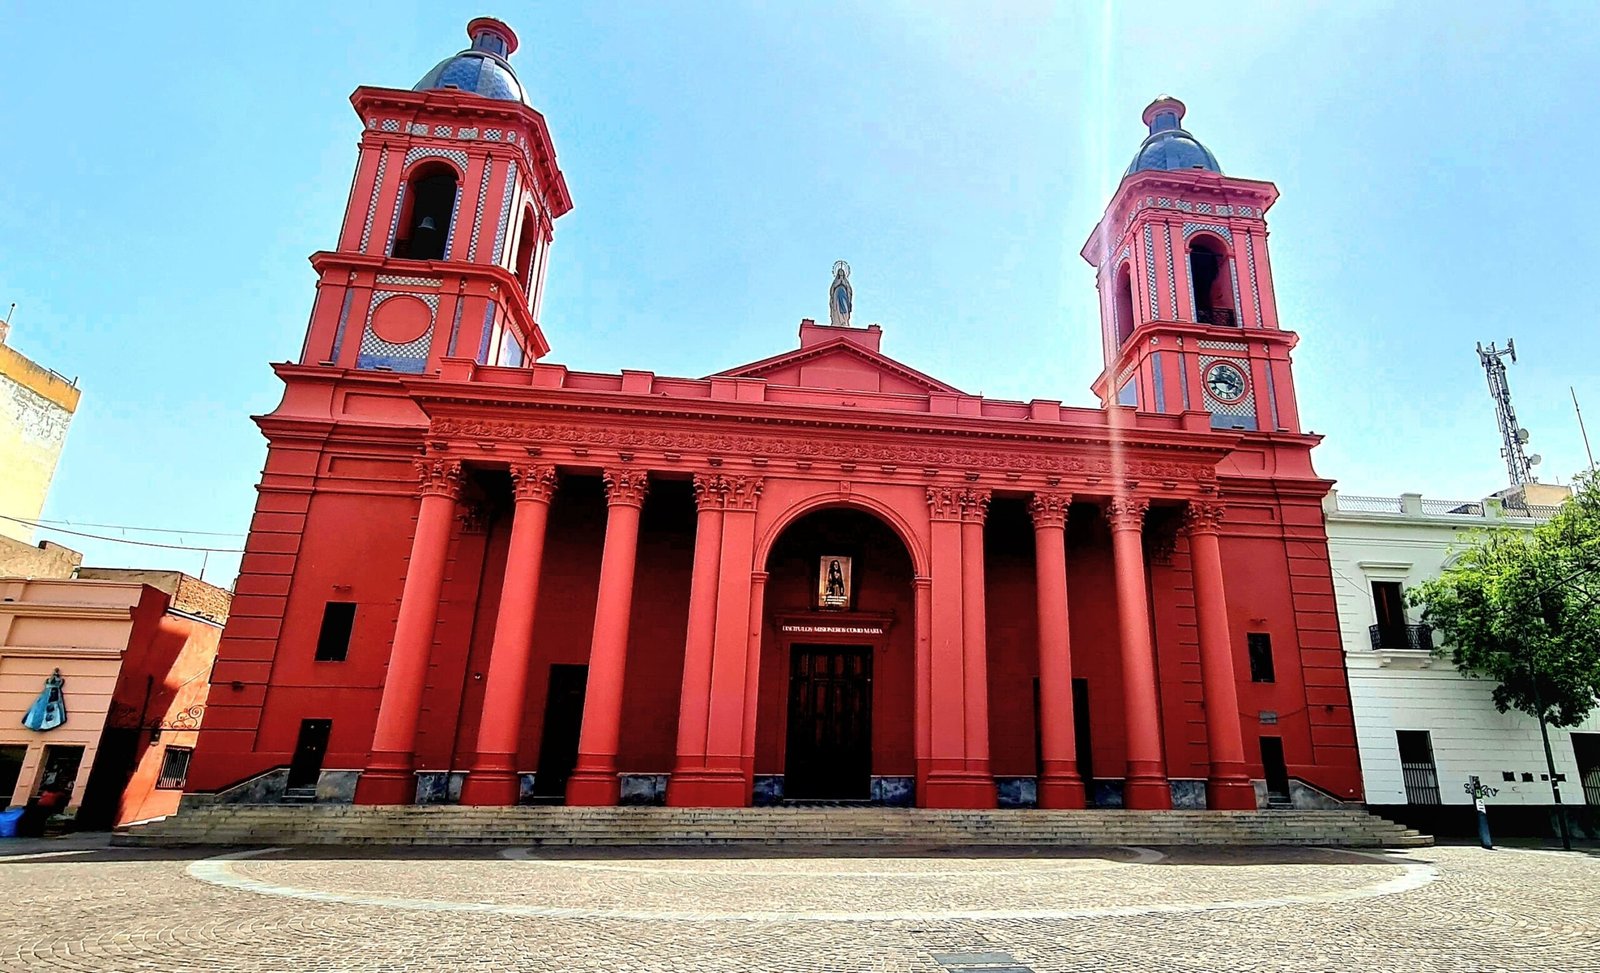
[712,337,964,396]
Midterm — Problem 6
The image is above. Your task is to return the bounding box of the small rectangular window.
[315,602,357,662]
[1247,632,1275,683]
[156,747,192,790]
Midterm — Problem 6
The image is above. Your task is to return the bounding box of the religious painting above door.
[817,556,853,610]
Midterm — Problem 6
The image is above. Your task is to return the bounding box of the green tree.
[1409,472,1600,847]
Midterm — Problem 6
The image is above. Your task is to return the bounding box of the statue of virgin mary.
[828,260,853,328]
[22,668,67,732]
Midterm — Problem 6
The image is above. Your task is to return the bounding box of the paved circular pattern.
[191,845,1436,922]
[1,841,1597,972]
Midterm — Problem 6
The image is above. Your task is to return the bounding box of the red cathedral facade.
[186,19,1362,813]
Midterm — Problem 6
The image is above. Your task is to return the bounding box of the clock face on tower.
[1204,361,1248,403]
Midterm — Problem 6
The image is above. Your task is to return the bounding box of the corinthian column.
[1184,500,1255,809]
[1105,495,1171,810]
[461,464,558,806]
[356,458,463,805]
[565,469,649,806]
[1029,491,1085,808]
[667,473,728,806]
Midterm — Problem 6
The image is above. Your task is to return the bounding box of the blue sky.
[3,1,1597,586]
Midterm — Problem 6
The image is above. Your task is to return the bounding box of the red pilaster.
[668,473,730,806]
[697,476,762,804]
[461,464,558,806]
[355,459,462,805]
[959,488,993,777]
[565,469,649,806]
[738,569,768,780]
[1029,492,1086,809]
[921,486,994,808]
[913,575,932,790]
[1106,495,1171,810]
[1185,500,1256,809]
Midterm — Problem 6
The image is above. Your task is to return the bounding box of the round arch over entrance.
[752,507,919,805]
[753,492,931,581]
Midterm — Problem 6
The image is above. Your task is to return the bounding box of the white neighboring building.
[1324,487,1600,837]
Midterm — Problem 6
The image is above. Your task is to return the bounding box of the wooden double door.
[784,645,873,801]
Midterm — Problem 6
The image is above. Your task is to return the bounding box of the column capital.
[602,468,650,508]
[509,464,559,504]
[1028,491,1074,529]
[958,487,992,525]
[927,486,963,522]
[1103,496,1150,532]
[1183,500,1226,535]
[723,475,764,512]
[415,458,464,499]
[692,472,730,510]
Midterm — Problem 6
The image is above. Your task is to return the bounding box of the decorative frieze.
[427,418,1219,485]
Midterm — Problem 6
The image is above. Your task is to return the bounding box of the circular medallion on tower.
[370,295,434,346]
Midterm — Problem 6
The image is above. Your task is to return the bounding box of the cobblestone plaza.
[2,839,1596,971]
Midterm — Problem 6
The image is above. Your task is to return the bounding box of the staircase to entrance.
[116,806,1431,848]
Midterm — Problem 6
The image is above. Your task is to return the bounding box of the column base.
[353,764,415,806]
[921,771,996,809]
[564,767,620,806]
[1206,774,1258,810]
[666,767,750,807]
[459,767,520,807]
[1123,774,1172,810]
[1037,773,1087,809]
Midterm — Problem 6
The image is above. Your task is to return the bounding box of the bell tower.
[1082,97,1299,434]
[297,18,572,374]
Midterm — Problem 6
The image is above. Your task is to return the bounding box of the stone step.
[118,805,1430,848]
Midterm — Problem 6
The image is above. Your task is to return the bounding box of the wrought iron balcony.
[1196,307,1237,326]
[1369,623,1433,652]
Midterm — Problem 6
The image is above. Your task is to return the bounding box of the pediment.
[712,338,963,396]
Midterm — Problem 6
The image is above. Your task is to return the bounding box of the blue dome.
[414,18,531,106]
[1124,97,1221,177]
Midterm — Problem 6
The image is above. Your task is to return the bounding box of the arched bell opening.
[392,163,459,261]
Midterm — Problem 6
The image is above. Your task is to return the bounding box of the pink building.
[0,571,229,830]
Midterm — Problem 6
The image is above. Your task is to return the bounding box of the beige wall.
[0,579,140,811]
[0,341,80,545]
[0,536,81,579]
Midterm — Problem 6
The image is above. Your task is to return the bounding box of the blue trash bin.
[0,808,24,839]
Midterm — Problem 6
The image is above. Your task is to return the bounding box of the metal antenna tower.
[1476,339,1540,486]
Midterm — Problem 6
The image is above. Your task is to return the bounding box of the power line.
[0,514,244,553]
[2,513,245,538]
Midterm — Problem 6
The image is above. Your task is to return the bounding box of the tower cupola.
[413,17,531,105]
[1125,96,1221,177]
